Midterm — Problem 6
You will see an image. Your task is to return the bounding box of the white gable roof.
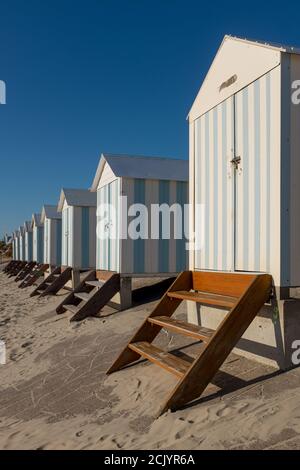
[57,188,97,212]
[189,35,300,121]
[19,226,25,236]
[41,205,62,222]
[24,221,32,232]
[31,213,42,228]
[91,154,188,191]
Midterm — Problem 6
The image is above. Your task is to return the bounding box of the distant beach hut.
[91,154,189,280]
[19,226,25,261]
[41,205,62,267]
[14,230,20,261]
[31,213,44,264]
[56,154,188,321]
[23,221,33,262]
[57,188,97,287]
[12,231,19,260]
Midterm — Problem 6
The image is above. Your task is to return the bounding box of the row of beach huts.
[4,36,300,415]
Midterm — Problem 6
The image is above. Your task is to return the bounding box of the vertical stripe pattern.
[194,96,234,271]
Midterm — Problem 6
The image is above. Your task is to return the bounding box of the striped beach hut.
[31,213,44,264]
[24,221,33,262]
[91,154,189,278]
[12,231,19,260]
[19,226,25,261]
[14,230,20,261]
[188,35,300,368]
[41,205,62,267]
[57,189,97,271]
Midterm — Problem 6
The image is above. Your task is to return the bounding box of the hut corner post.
[120,277,132,310]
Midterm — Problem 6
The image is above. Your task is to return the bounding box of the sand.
[1,267,300,450]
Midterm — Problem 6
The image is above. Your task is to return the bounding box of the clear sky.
[1,0,300,237]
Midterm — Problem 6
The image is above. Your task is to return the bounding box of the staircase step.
[63,304,79,315]
[167,290,237,309]
[85,280,104,288]
[74,292,90,301]
[128,341,190,378]
[148,316,214,342]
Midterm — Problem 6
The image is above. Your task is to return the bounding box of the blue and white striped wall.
[44,218,62,266]
[25,231,33,262]
[15,233,20,261]
[12,238,16,260]
[19,231,25,261]
[194,66,281,279]
[61,205,96,270]
[97,177,188,275]
[33,226,44,264]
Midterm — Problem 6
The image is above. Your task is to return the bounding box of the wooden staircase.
[8,261,27,277]
[15,262,36,282]
[4,260,17,273]
[56,270,121,322]
[30,266,72,297]
[107,271,272,416]
[18,264,49,289]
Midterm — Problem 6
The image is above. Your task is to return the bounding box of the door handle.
[231,156,241,169]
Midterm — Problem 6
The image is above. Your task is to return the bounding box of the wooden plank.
[129,342,190,378]
[107,271,192,374]
[74,292,90,301]
[148,316,213,342]
[96,270,117,281]
[64,304,79,315]
[85,280,104,288]
[192,271,257,298]
[159,274,272,415]
[167,290,237,309]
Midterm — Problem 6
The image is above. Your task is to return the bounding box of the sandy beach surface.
[1,267,300,450]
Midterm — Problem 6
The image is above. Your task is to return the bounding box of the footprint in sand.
[216,406,231,417]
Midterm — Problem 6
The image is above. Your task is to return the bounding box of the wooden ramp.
[19,264,49,288]
[30,266,72,297]
[15,262,36,282]
[56,271,121,322]
[4,260,18,273]
[8,261,27,277]
[107,271,272,416]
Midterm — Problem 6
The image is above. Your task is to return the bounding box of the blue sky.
[1,0,300,237]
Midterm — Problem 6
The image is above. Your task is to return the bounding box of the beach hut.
[19,226,25,261]
[12,232,17,260]
[24,221,33,262]
[31,213,44,264]
[14,230,20,261]
[41,205,62,267]
[56,154,188,321]
[187,35,300,368]
[57,188,97,286]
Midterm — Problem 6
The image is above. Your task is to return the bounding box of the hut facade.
[31,213,44,264]
[188,35,300,368]
[41,205,62,267]
[12,231,18,260]
[14,230,20,261]
[19,226,25,261]
[24,221,33,262]
[57,188,97,272]
[91,153,188,278]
